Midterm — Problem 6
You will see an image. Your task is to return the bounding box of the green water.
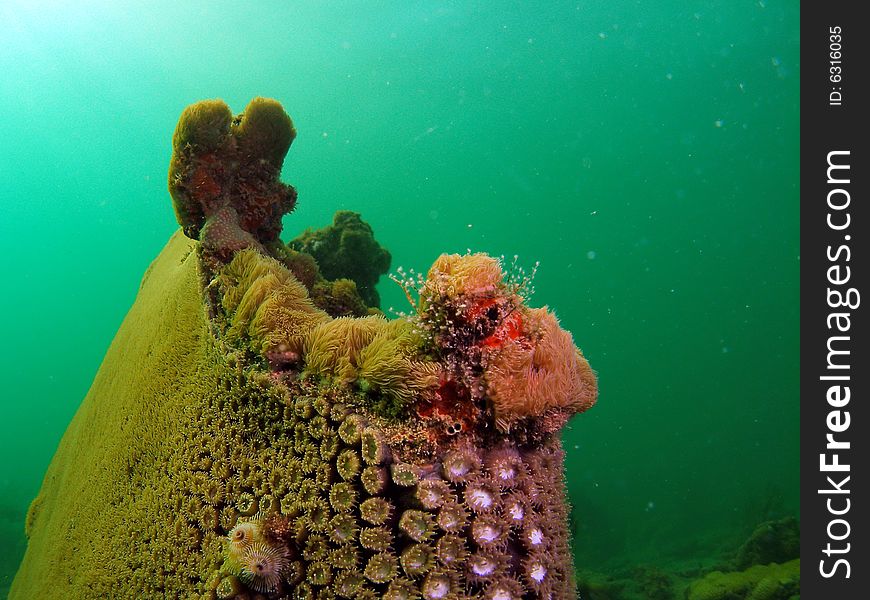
[0,0,798,594]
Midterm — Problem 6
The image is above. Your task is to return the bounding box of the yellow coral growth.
[234,272,288,329]
[231,96,297,169]
[303,315,388,380]
[485,308,597,424]
[218,249,329,354]
[357,321,440,404]
[10,232,216,598]
[302,316,438,409]
[171,99,232,154]
[219,250,438,411]
[220,249,289,312]
[249,296,328,356]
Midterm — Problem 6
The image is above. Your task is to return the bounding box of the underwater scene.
[0,1,799,599]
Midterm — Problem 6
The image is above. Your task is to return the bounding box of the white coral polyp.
[421,489,439,504]
[424,577,451,599]
[528,527,545,546]
[449,463,470,478]
[468,488,494,510]
[472,558,497,576]
[477,525,500,543]
[530,562,547,583]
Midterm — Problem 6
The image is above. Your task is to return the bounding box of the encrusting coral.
[11,98,597,600]
[216,248,330,359]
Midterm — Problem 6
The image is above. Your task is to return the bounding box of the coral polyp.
[415,478,453,510]
[435,502,470,535]
[400,543,435,577]
[467,551,505,584]
[360,497,392,525]
[11,97,597,600]
[421,570,456,600]
[441,447,481,483]
[464,481,499,513]
[471,515,508,547]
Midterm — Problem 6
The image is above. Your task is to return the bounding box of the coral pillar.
[12,99,596,600]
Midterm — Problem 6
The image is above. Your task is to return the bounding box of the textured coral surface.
[11,99,597,600]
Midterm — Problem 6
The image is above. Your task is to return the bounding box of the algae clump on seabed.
[11,97,598,599]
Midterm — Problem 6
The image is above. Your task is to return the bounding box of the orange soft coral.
[484,307,597,429]
[410,252,597,432]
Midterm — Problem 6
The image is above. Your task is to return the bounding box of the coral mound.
[290,210,392,308]
[11,98,597,600]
